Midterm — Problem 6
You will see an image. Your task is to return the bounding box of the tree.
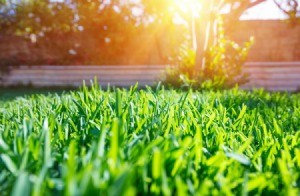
[274,0,300,24]
[0,0,74,35]
[140,0,299,88]
[141,0,299,77]
[0,0,145,65]
[194,0,265,75]
[194,0,299,75]
[138,0,267,76]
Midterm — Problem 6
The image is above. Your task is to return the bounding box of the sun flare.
[173,0,201,17]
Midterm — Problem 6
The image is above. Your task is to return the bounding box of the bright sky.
[241,0,288,20]
[51,0,292,20]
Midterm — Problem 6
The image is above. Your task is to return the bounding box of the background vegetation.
[0,0,188,65]
[0,0,299,88]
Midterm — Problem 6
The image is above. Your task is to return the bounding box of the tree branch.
[273,0,300,17]
[273,0,290,15]
[231,0,267,19]
[245,0,267,10]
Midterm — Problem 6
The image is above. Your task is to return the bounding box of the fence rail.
[242,62,300,91]
[1,62,300,91]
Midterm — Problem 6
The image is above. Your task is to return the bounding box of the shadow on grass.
[0,86,77,101]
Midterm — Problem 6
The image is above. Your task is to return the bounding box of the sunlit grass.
[0,84,299,195]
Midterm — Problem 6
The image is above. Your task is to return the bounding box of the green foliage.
[163,21,253,90]
[0,0,160,65]
[0,84,300,195]
[0,0,73,34]
[163,44,197,88]
[203,26,253,89]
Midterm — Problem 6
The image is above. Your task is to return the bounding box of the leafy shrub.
[163,21,253,90]
[163,44,197,88]
[202,31,253,89]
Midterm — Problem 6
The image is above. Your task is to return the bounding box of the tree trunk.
[194,1,217,78]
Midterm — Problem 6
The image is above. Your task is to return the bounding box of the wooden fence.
[0,65,166,87]
[1,62,300,91]
[242,62,300,92]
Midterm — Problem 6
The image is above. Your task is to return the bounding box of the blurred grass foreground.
[0,84,300,195]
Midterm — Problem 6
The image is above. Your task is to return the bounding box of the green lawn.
[0,87,74,101]
[0,84,299,195]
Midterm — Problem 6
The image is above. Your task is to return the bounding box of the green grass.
[0,83,299,195]
[0,87,74,101]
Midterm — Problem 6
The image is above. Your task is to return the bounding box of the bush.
[163,44,197,89]
[163,21,253,90]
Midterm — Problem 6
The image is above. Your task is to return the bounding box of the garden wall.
[227,20,300,62]
[0,20,299,65]
[0,29,178,65]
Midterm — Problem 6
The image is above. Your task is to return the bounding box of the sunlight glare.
[174,0,201,17]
